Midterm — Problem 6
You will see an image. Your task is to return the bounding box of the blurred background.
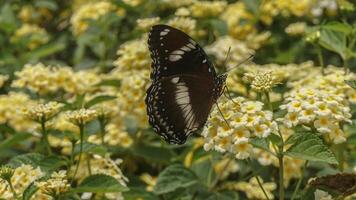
[0,0,355,199]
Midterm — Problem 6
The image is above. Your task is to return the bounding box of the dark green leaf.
[209,19,228,36]
[268,133,282,146]
[95,79,121,87]
[73,174,128,193]
[73,142,107,156]
[133,143,174,162]
[85,95,116,108]
[242,0,261,15]
[153,164,199,195]
[22,182,38,200]
[0,133,31,150]
[123,188,159,200]
[250,137,271,153]
[345,80,356,90]
[191,155,217,188]
[8,153,44,168]
[37,155,67,172]
[285,132,338,164]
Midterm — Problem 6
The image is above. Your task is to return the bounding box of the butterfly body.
[146,24,226,144]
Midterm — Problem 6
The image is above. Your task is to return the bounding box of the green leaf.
[242,0,261,15]
[73,142,107,156]
[8,153,44,168]
[206,191,240,200]
[133,143,175,163]
[73,174,128,193]
[345,80,356,90]
[95,79,121,87]
[209,19,228,36]
[123,188,159,200]
[37,155,67,172]
[0,133,31,150]
[321,21,353,35]
[191,155,217,188]
[22,182,38,200]
[250,137,271,153]
[285,132,338,164]
[153,164,199,195]
[8,153,66,172]
[84,95,116,108]
[268,133,282,146]
[318,22,352,59]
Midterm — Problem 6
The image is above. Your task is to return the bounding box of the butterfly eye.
[145,25,227,144]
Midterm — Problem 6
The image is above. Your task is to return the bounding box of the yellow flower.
[0,165,44,199]
[23,102,62,122]
[203,97,277,159]
[285,22,307,36]
[206,36,254,69]
[0,92,36,132]
[136,17,160,31]
[234,176,276,199]
[167,17,197,37]
[0,75,8,88]
[35,170,70,197]
[71,154,128,199]
[221,2,256,39]
[140,173,157,192]
[11,24,49,49]
[66,108,97,126]
[71,1,125,35]
[113,37,151,72]
[244,71,279,93]
[189,1,227,18]
[0,166,14,181]
[122,0,143,7]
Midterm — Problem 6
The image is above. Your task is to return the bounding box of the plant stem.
[40,117,52,155]
[316,46,325,75]
[291,161,308,200]
[343,58,349,75]
[247,158,270,200]
[277,130,285,200]
[278,153,284,200]
[72,124,84,182]
[7,180,17,199]
[99,117,106,145]
[264,92,273,111]
[87,157,92,175]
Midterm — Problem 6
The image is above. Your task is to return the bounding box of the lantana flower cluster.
[202,97,278,159]
[278,87,351,144]
[12,63,101,95]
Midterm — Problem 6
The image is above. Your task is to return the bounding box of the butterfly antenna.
[223,46,232,71]
[215,102,231,129]
[225,54,254,73]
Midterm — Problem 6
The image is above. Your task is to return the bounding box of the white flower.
[314,116,334,134]
[315,102,331,116]
[253,124,271,138]
[231,113,248,128]
[233,138,252,159]
[298,109,315,123]
[245,114,261,128]
[214,136,232,153]
[329,125,346,144]
[232,127,250,142]
[241,101,264,114]
[286,100,303,113]
[282,112,299,128]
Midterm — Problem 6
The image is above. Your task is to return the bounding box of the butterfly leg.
[215,102,231,129]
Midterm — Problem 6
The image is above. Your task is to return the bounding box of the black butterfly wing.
[146,75,215,144]
[148,24,216,81]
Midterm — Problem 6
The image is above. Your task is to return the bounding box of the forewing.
[145,75,215,144]
[147,24,216,81]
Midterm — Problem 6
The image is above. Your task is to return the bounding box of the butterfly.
[145,24,227,144]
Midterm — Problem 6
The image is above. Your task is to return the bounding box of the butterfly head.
[213,73,227,100]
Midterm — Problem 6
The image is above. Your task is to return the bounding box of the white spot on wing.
[169,54,182,62]
[171,77,180,83]
[171,50,185,55]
